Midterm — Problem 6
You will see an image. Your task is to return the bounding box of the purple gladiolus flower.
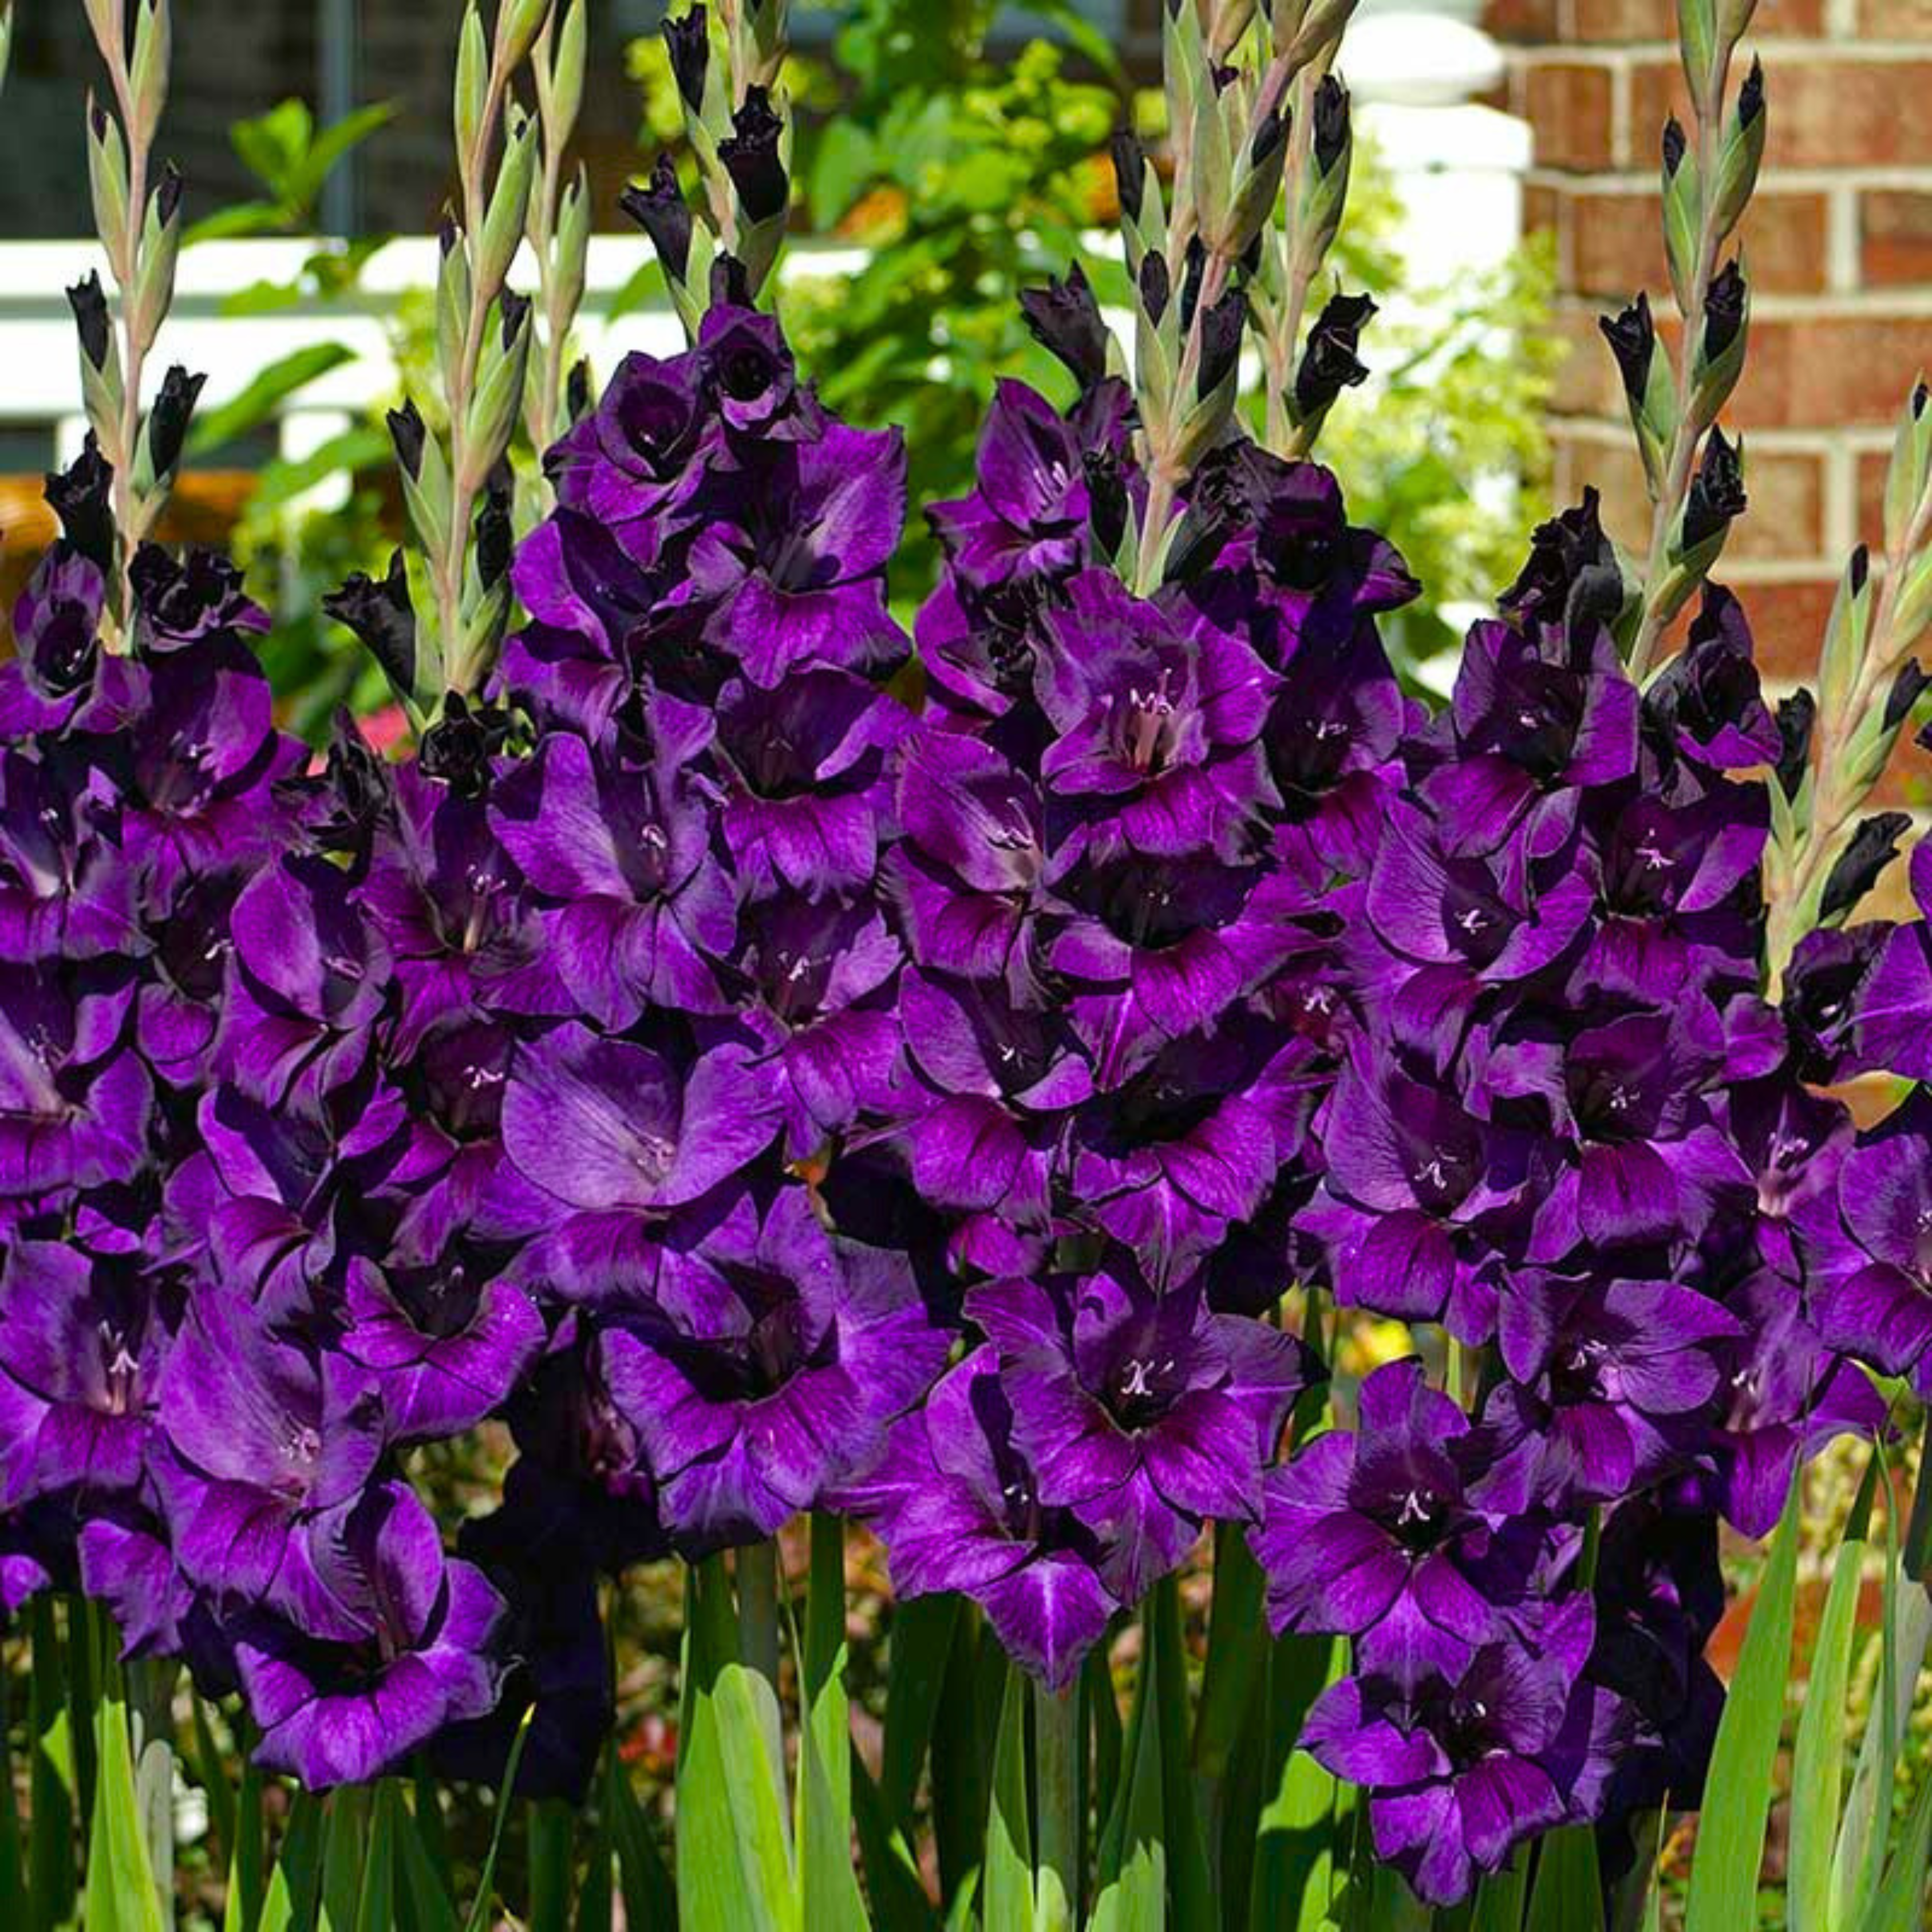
[235,1479,505,1788]
[598,1186,947,1551]
[1303,1595,1600,1906]
[837,1345,1121,1690]
[969,1263,1309,1600]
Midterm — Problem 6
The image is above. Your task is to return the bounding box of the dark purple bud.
[709,252,752,311]
[89,96,110,143]
[1600,292,1656,404]
[477,469,514,592]
[1822,813,1912,923]
[439,213,461,257]
[718,87,788,226]
[1915,381,1930,421]
[1313,76,1350,174]
[1083,446,1129,558]
[419,692,513,800]
[1850,544,1871,597]
[45,435,116,574]
[146,366,206,481]
[1739,57,1764,127]
[1663,117,1688,176]
[619,155,693,286]
[1885,659,1930,731]
[154,163,184,228]
[500,288,531,350]
[1019,262,1109,388]
[322,549,418,696]
[388,399,428,481]
[68,274,111,374]
[1776,689,1815,800]
[1682,425,1746,550]
[1139,251,1171,329]
[276,706,396,858]
[1702,260,1747,363]
[1179,238,1206,331]
[1197,287,1249,400]
[663,5,710,114]
[1295,291,1376,417]
[1251,102,1290,168]
[567,358,592,424]
[1111,127,1148,225]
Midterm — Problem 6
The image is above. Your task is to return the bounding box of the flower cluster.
[1251,497,1885,1901]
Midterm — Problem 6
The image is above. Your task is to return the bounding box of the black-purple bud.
[1313,76,1350,175]
[1138,251,1171,329]
[1662,117,1688,176]
[619,154,694,286]
[567,358,592,425]
[477,468,513,592]
[1084,447,1129,560]
[1850,543,1871,598]
[1197,287,1249,401]
[1739,57,1764,128]
[1702,260,1747,363]
[68,274,112,374]
[1915,381,1931,421]
[146,365,206,480]
[1885,658,1930,732]
[1599,293,1656,404]
[718,87,789,226]
[500,289,531,350]
[154,163,184,228]
[323,549,418,697]
[1775,689,1816,800]
[1111,128,1148,226]
[438,214,460,257]
[1295,291,1376,417]
[45,435,116,575]
[1251,103,1290,169]
[663,6,710,115]
[1682,425,1747,550]
[419,692,513,800]
[1019,261,1110,389]
[387,399,428,481]
[1822,813,1912,924]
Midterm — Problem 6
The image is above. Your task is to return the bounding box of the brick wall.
[1492,0,1932,721]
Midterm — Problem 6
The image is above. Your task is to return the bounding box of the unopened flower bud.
[718,87,788,226]
[145,364,205,481]
[1822,813,1912,924]
[1112,127,1149,226]
[1197,288,1248,401]
[663,5,710,116]
[1295,291,1375,418]
[68,273,112,374]
[1776,689,1816,800]
[1020,262,1111,389]
[1599,294,1655,405]
[388,399,428,481]
[1702,260,1747,363]
[323,550,418,698]
[1682,425,1746,550]
[1313,75,1350,174]
[620,154,694,286]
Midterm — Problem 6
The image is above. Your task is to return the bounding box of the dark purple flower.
[130,545,271,651]
[835,1345,1119,1690]
[970,1264,1307,1600]
[1302,1596,1599,1906]
[598,1186,946,1550]
[0,748,139,961]
[234,1479,505,1788]
[0,545,119,736]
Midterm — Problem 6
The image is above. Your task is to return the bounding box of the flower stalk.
[523,0,591,484]
[1765,378,1932,979]
[1620,0,1763,678]
[1034,1676,1081,1932]
[77,0,196,643]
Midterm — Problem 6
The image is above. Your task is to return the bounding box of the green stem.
[1034,1675,1081,1932]
[124,1652,177,1930]
[734,1540,789,1829]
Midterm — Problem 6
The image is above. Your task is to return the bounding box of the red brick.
[1733,319,1932,432]
[1729,577,1840,681]
[1629,57,1932,171]
[1523,61,1617,172]
[1568,0,1822,34]
[1861,190,1932,289]
[1483,0,1559,37]
[1549,302,1626,418]
[1568,189,1828,300]
[1860,0,1932,36]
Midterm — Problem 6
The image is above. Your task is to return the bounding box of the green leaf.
[257,1789,326,1932]
[80,1614,166,1932]
[1247,1631,1348,1932]
[1527,1827,1601,1932]
[290,102,399,212]
[1684,1467,1805,1932]
[677,1557,797,1932]
[1857,1767,1932,1932]
[221,1753,266,1932]
[28,1596,76,1926]
[187,344,357,459]
[354,1784,400,1932]
[606,1743,677,1932]
[852,1747,942,1932]
[807,121,880,230]
[1789,1455,1880,1932]
[984,1664,1037,1932]
[246,426,391,515]
[192,1692,238,1878]
[1473,1858,1529,1932]
[881,1594,961,1828]
[1089,1617,1163,1932]
[463,1714,534,1932]
[394,1788,461,1932]
[185,199,288,245]
[1150,1577,1211,1931]
[800,1516,868,1932]
[529,1800,574,1932]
